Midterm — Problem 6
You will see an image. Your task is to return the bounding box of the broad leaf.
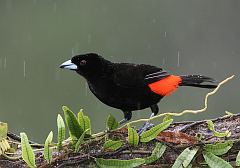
[127,125,139,147]
[140,119,173,142]
[78,110,91,135]
[44,131,53,164]
[62,106,83,140]
[207,120,231,138]
[156,131,197,144]
[103,140,123,151]
[172,147,199,168]
[207,120,215,131]
[163,114,172,122]
[0,122,8,140]
[203,152,232,168]
[75,129,89,153]
[145,143,166,164]
[20,132,36,168]
[236,150,240,166]
[106,114,119,130]
[0,139,10,155]
[213,130,231,138]
[204,141,233,156]
[57,114,65,150]
[95,158,145,168]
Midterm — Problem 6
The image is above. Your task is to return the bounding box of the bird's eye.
[80,60,87,66]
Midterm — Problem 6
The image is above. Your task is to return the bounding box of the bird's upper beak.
[59,60,77,70]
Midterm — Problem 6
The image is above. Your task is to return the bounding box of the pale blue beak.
[59,60,77,70]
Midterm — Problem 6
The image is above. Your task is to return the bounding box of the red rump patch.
[148,75,182,96]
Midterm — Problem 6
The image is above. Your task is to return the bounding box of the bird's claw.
[137,122,154,135]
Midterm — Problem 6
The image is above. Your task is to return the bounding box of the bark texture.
[1,113,240,168]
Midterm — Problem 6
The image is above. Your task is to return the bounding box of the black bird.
[60,53,217,133]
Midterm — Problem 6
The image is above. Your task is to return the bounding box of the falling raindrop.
[162,58,165,66]
[0,57,2,69]
[53,2,57,13]
[71,48,75,56]
[85,82,88,96]
[212,62,217,69]
[27,32,32,42]
[152,18,156,24]
[4,57,7,69]
[164,32,167,38]
[55,68,60,80]
[147,44,152,50]
[23,60,26,78]
[6,0,12,11]
[177,51,180,67]
[74,42,80,54]
[87,34,92,44]
[33,0,37,5]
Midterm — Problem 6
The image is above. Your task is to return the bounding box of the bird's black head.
[60,53,108,78]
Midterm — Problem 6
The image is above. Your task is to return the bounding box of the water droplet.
[177,51,180,67]
[87,34,92,44]
[71,48,75,56]
[0,57,2,69]
[23,60,26,78]
[164,32,167,38]
[6,0,12,11]
[85,82,88,96]
[212,62,217,69]
[53,2,57,13]
[4,57,7,69]
[152,18,156,24]
[55,69,60,80]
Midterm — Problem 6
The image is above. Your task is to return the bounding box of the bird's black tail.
[179,75,218,89]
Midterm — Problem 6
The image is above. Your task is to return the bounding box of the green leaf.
[236,150,240,166]
[203,152,232,168]
[207,120,215,131]
[0,122,8,140]
[57,114,65,150]
[20,132,36,168]
[213,130,231,138]
[225,111,234,116]
[145,143,166,164]
[0,139,10,154]
[163,114,172,122]
[106,114,119,130]
[44,131,53,164]
[204,141,233,156]
[172,147,199,168]
[140,119,173,143]
[95,158,145,168]
[207,120,231,138]
[103,140,123,151]
[78,110,91,135]
[127,125,139,147]
[75,129,89,153]
[62,106,83,140]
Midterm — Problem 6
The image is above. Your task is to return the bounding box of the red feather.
[148,75,182,96]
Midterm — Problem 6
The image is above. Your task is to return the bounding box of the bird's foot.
[137,122,154,135]
[119,118,128,125]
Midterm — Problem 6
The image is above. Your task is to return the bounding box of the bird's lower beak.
[59,60,77,70]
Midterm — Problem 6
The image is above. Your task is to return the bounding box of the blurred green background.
[0,0,239,142]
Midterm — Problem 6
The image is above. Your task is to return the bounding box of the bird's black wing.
[144,70,170,84]
[112,63,170,88]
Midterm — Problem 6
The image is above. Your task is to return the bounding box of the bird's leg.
[119,111,132,125]
[138,104,159,135]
